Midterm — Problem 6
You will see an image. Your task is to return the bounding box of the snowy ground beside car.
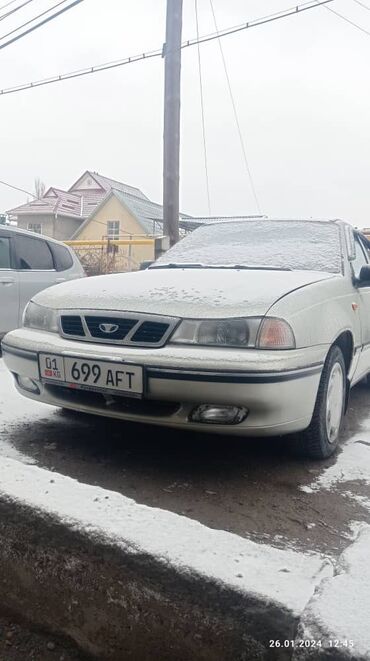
[1,357,370,556]
[0,453,334,618]
[0,358,56,464]
[1,357,370,655]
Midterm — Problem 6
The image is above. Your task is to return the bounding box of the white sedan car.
[3,219,370,459]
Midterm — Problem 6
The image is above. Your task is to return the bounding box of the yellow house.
[72,188,166,271]
[8,169,171,245]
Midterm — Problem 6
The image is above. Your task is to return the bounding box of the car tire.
[299,345,346,460]
[60,407,80,418]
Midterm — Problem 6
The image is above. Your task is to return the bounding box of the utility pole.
[163,0,183,246]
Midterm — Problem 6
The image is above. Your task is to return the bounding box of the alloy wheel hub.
[326,362,344,444]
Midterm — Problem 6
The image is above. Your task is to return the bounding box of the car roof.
[0,223,69,247]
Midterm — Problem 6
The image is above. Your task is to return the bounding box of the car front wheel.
[299,345,346,459]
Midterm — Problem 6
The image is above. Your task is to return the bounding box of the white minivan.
[0,225,84,339]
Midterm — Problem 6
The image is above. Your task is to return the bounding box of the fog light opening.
[190,405,248,425]
[16,375,40,394]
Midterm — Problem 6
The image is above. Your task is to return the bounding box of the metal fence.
[65,235,155,276]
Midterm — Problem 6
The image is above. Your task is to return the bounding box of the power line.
[0,0,84,51]
[0,0,334,96]
[0,178,35,197]
[0,48,163,94]
[209,0,262,215]
[316,0,370,35]
[350,0,369,9]
[0,0,71,40]
[195,0,211,216]
[184,0,334,48]
[0,0,37,23]
[0,0,21,12]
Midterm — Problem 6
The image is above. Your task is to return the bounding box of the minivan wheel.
[299,345,346,459]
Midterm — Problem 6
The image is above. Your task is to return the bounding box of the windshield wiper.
[229,264,293,271]
[150,263,207,269]
[150,263,293,271]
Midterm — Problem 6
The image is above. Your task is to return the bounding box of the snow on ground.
[300,431,370,523]
[345,493,370,518]
[298,525,370,659]
[0,358,55,464]
[297,427,370,656]
[301,434,370,494]
[0,455,333,617]
[0,362,368,650]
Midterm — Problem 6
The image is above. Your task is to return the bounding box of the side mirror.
[358,265,370,285]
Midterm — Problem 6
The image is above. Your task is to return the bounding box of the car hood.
[34,268,337,319]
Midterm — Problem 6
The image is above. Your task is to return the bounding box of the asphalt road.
[1,357,370,557]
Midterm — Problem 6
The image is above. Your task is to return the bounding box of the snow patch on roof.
[7,171,151,221]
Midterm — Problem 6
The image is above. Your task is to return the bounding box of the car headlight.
[170,317,295,349]
[23,301,59,333]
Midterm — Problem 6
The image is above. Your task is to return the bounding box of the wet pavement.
[1,358,370,557]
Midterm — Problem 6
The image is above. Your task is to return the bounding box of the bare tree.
[34,177,46,199]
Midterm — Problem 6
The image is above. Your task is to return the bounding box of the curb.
[0,457,333,661]
[293,525,370,660]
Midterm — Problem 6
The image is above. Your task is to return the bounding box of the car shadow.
[4,385,370,554]
[5,399,334,496]
[7,381,368,483]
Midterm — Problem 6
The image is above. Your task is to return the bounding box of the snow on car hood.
[34,268,337,319]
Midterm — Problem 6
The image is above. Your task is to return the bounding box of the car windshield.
[153,220,342,274]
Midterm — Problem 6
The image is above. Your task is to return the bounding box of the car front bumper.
[2,329,328,437]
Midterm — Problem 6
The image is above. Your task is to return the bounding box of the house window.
[107,221,120,240]
[28,223,42,234]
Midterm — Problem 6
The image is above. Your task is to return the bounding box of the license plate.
[39,354,143,397]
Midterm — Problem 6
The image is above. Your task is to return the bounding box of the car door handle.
[0,277,15,285]
[55,278,66,283]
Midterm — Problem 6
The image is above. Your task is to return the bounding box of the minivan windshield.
[153,220,342,274]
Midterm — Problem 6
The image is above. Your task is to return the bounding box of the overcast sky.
[0,0,369,226]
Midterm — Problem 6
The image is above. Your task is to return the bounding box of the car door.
[350,233,370,381]
[0,229,19,336]
[14,233,57,323]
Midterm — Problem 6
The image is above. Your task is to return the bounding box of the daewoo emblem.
[99,323,119,334]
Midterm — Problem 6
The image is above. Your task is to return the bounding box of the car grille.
[61,316,85,337]
[85,316,137,340]
[46,384,181,417]
[131,321,170,344]
[59,312,179,348]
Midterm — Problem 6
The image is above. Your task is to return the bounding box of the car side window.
[15,235,54,270]
[352,235,369,279]
[0,237,10,269]
[48,242,73,271]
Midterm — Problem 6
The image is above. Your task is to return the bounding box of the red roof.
[7,170,147,220]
